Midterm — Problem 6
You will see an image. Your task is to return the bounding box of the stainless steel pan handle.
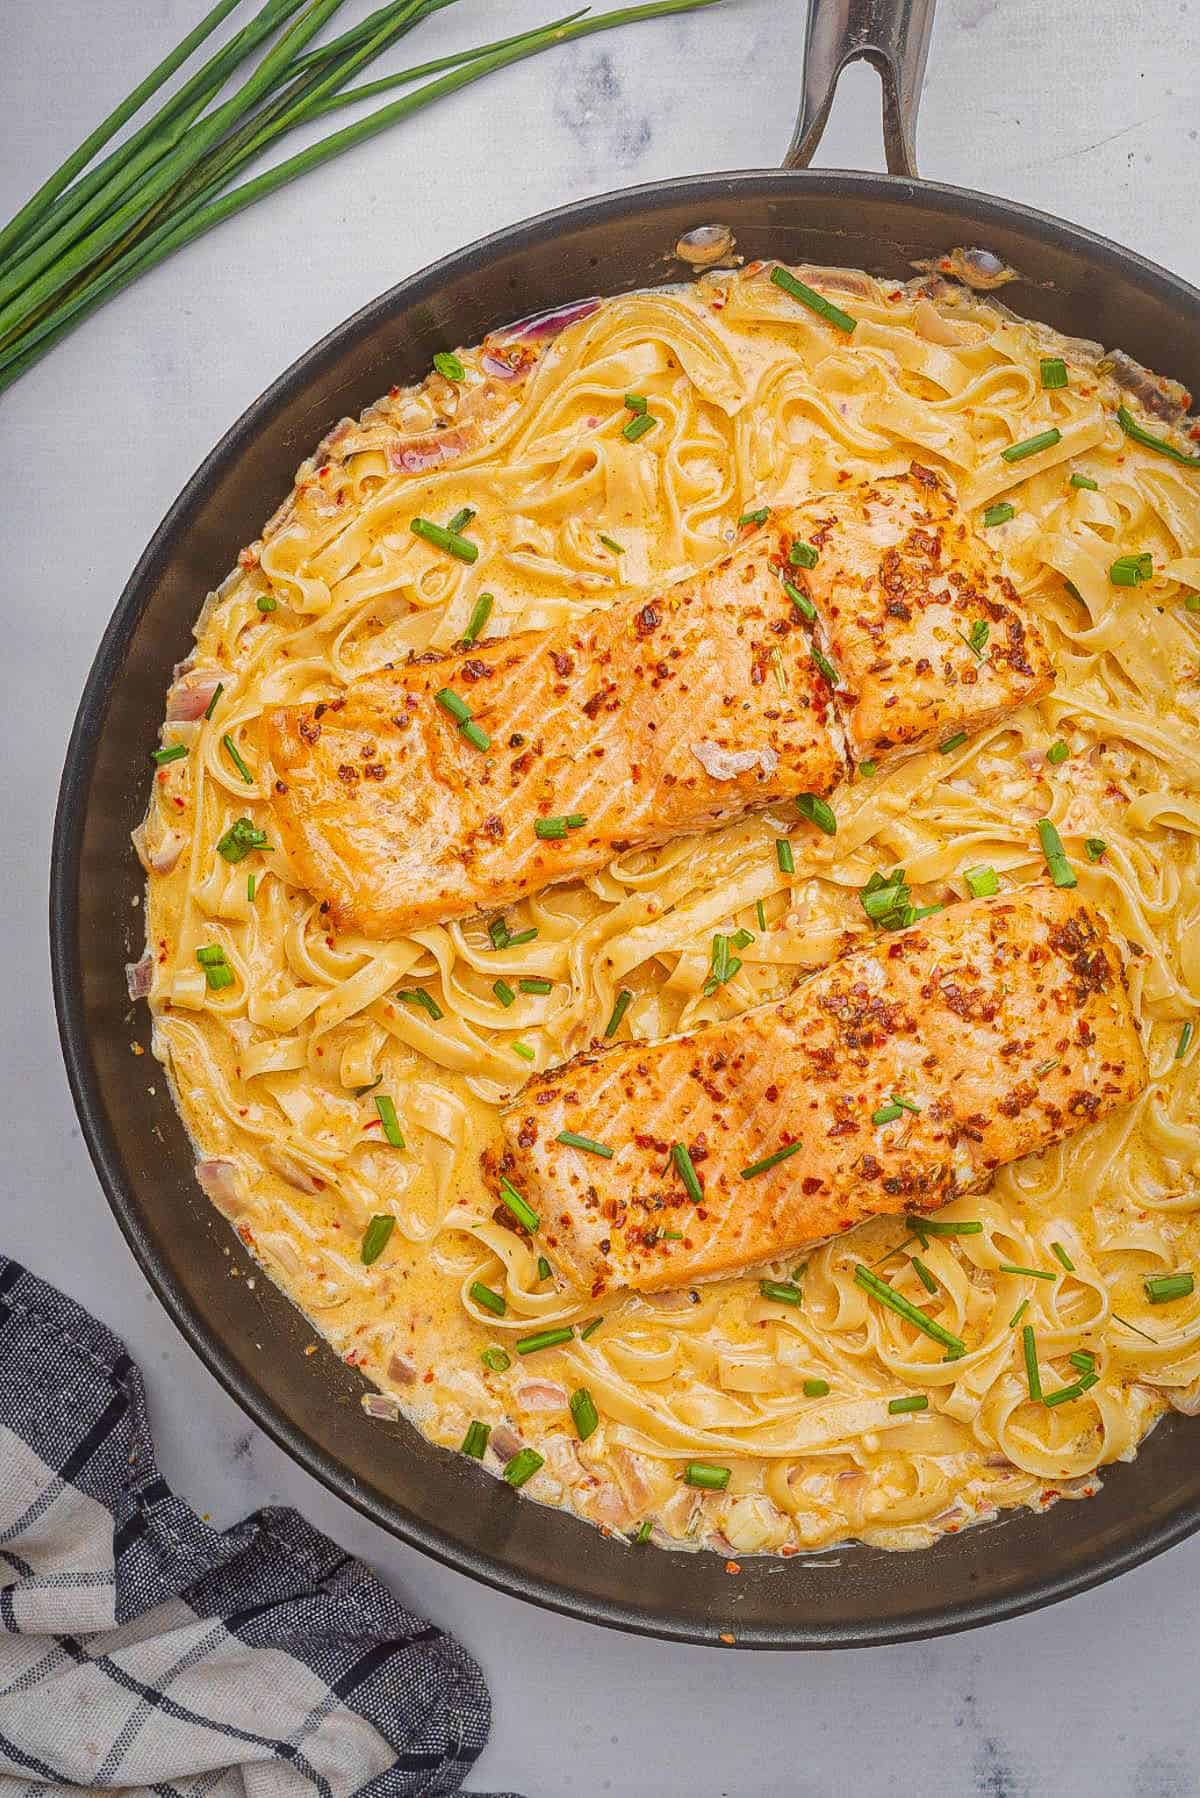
[784,0,937,178]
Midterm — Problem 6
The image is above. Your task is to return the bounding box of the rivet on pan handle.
[783,0,937,179]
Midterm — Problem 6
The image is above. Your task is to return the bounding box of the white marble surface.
[3,1,1200,1792]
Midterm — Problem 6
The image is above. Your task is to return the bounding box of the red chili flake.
[724,1560,741,1576]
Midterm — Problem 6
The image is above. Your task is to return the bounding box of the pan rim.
[50,165,1200,1648]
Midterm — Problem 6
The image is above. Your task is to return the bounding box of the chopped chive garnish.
[1109,552,1153,587]
[152,742,188,766]
[534,813,587,840]
[739,506,770,526]
[740,1140,803,1180]
[470,1280,506,1317]
[1145,1272,1194,1303]
[903,1216,981,1236]
[503,1448,544,1488]
[790,538,819,569]
[1033,1058,1060,1078]
[1070,472,1099,490]
[1177,1021,1194,1059]
[411,517,478,563]
[622,412,657,443]
[1009,1298,1029,1329]
[374,1094,404,1148]
[633,1519,653,1544]
[756,898,767,931]
[1116,404,1200,467]
[599,534,624,554]
[434,350,465,382]
[671,1141,703,1204]
[731,927,754,952]
[1040,356,1068,389]
[570,1387,599,1440]
[436,687,471,724]
[1185,591,1200,613]
[1069,1350,1096,1374]
[1022,1323,1042,1402]
[1046,739,1070,765]
[982,501,1015,527]
[488,917,510,950]
[604,989,633,1038]
[759,1279,803,1307]
[796,792,836,835]
[684,1461,731,1490]
[512,1041,535,1062]
[203,681,224,721]
[810,642,838,686]
[481,1346,511,1372]
[499,1177,539,1233]
[360,1213,395,1265]
[196,945,234,991]
[803,1378,830,1398]
[912,1257,938,1294]
[662,1226,683,1240]
[556,1130,614,1159]
[537,1256,552,1282]
[998,1262,1057,1280]
[782,577,816,620]
[1037,818,1077,887]
[872,1102,903,1126]
[216,817,269,863]
[507,927,539,949]
[1002,426,1062,463]
[858,759,878,778]
[960,618,990,660]
[461,721,490,752]
[1051,1241,1075,1272]
[579,1316,603,1341]
[854,1266,965,1353]
[462,592,494,644]
[461,1419,490,1457]
[776,837,795,875]
[1085,837,1106,862]
[256,593,277,613]
[493,979,515,1008]
[519,977,553,995]
[964,864,1000,898]
[623,393,648,414]
[247,873,256,902]
[770,265,857,333]
[1043,1375,1099,1406]
[398,988,444,1021]
[516,1325,574,1356]
[939,732,968,754]
[222,734,253,784]
[888,1394,929,1414]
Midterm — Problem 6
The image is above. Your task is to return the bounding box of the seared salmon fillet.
[794,462,1054,760]
[499,887,1146,1297]
[265,466,1052,937]
[266,548,847,938]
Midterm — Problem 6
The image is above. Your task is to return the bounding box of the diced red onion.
[387,431,466,473]
[480,352,526,382]
[196,1158,242,1217]
[489,1423,523,1463]
[387,1352,418,1386]
[362,1392,401,1421]
[143,829,187,875]
[505,297,600,342]
[125,953,153,1000]
[166,670,224,721]
[515,1379,568,1412]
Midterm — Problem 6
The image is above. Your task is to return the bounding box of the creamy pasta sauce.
[139,259,1200,1555]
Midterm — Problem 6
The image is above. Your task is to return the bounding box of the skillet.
[51,0,1200,1645]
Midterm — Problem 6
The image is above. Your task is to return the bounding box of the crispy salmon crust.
[796,462,1054,760]
[500,887,1147,1298]
[266,544,847,938]
[265,465,1051,938]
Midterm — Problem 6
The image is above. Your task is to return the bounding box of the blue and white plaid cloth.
[0,1256,518,1797]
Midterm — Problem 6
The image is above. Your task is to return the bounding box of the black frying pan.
[51,0,1200,1646]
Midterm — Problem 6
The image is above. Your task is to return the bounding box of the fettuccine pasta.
[137,259,1200,1555]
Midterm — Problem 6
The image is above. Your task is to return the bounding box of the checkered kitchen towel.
[0,1256,518,1796]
